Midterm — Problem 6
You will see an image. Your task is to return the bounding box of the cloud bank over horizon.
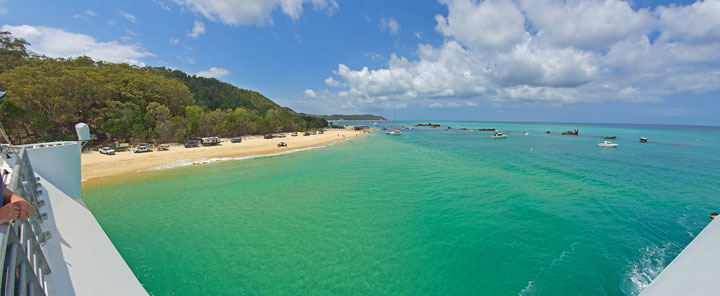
[301,0,720,114]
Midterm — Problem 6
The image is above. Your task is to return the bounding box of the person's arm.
[2,181,13,204]
[1,182,34,220]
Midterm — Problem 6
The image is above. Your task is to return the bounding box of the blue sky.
[1,0,719,125]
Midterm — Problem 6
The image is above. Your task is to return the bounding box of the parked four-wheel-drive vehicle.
[99,147,115,155]
[303,132,311,136]
[157,144,170,151]
[291,132,298,136]
[184,140,199,148]
[201,137,220,146]
[264,134,274,139]
[318,130,325,134]
[133,145,153,153]
[231,137,242,143]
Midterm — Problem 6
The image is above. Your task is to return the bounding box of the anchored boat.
[491,132,507,139]
[597,140,619,147]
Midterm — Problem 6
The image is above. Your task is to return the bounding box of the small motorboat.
[523,132,530,135]
[491,132,507,139]
[597,140,618,148]
[604,136,616,139]
[386,129,403,135]
[639,137,648,143]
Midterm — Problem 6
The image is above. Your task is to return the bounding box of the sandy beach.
[81,127,367,182]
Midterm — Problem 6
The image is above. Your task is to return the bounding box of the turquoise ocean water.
[83,121,720,295]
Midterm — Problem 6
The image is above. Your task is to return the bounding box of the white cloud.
[435,0,525,51]
[187,20,206,38]
[304,89,317,98]
[73,9,98,20]
[656,0,720,44]
[0,6,7,15]
[1,24,153,66]
[108,19,116,26]
[304,0,720,113]
[153,0,172,11]
[119,11,136,23]
[364,52,383,62]
[380,17,401,35]
[519,0,654,50]
[196,67,230,78]
[325,77,340,87]
[170,38,179,44]
[174,0,338,26]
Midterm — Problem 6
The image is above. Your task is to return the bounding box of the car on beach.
[264,134,274,139]
[98,147,115,155]
[277,142,287,147]
[231,137,242,143]
[291,132,298,136]
[277,133,286,138]
[303,132,311,136]
[133,145,153,153]
[318,130,324,134]
[312,131,317,135]
[157,144,170,151]
[184,140,199,148]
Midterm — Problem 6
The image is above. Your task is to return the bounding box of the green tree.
[0,31,30,74]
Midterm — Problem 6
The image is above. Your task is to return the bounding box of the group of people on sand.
[0,182,34,224]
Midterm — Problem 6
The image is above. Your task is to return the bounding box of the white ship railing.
[0,148,51,296]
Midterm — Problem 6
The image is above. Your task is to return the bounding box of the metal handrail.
[0,148,51,296]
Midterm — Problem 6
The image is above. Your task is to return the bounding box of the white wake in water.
[518,242,578,296]
[622,242,678,296]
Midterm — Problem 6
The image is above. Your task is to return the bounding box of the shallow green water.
[83,121,720,295]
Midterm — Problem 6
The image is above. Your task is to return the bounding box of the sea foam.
[622,242,678,296]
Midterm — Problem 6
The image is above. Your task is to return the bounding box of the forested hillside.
[0,31,326,145]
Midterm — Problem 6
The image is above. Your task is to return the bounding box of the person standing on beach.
[0,182,34,223]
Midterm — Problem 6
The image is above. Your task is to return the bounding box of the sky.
[1,0,719,125]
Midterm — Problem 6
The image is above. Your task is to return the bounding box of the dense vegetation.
[0,31,327,145]
[317,114,386,120]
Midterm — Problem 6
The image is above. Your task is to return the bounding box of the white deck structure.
[0,139,148,295]
[640,218,720,295]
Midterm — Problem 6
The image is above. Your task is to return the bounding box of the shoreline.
[81,127,367,185]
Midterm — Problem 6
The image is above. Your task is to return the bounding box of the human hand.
[12,200,34,220]
[0,203,20,224]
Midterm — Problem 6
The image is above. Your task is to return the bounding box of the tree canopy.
[0,31,327,145]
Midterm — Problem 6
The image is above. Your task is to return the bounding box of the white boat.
[491,132,507,139]
[597,140,619,147]
[0,123,149,295]
[523,132,530,135]
[386,129,403,135]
